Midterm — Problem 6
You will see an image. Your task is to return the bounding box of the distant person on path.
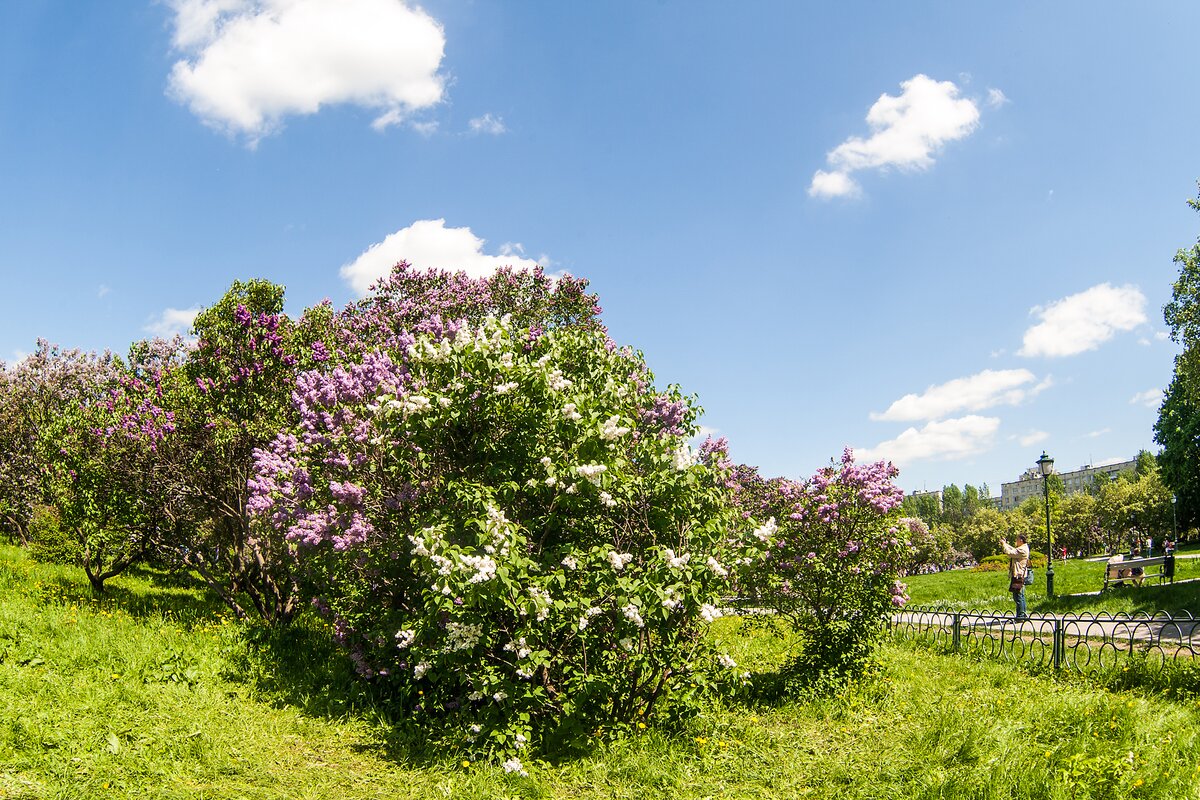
[1000,534,1031,620]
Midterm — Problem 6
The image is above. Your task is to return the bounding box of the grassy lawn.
[4,544,1200,799]
[906,545,1200,617]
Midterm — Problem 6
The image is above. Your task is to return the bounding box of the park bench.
[1102,555,1175,591]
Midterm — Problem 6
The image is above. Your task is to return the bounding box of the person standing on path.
[1000,534,1031,620]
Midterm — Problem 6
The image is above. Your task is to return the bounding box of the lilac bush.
[249,317,739,763]
[734,449,915,681]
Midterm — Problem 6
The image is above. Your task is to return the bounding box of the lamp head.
[1036,451,1054,477]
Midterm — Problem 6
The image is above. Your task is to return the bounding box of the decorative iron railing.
[890,605,1200,672]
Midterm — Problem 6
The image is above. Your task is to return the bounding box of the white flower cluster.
[547,370,572,392]
[662,548,690,569]
[577,464,607,484]
[502,757,527,776]
[607,550,633,571]
[753,517,778,543]
[407,338,453,362]
[460,553,498,584]
[706,556,729,578]
[445,621,483,652]
[495,381,519,395]
[578,606,603,630]
[392,394,432,416]
[622,603,645,628]
[394,629,415,649]
[561,554,579,570]
[718,653,737,669]
[413,661,431,679]
[601,415,630,441]
[598,491,617,508]
[700,603,723,623]
[672,441,696,471]
[661,590,682,611]
[528,586,552,621]
[562,402,583,421]
[619,637,636,652]
[499,351,514,369]
[503,637,533,659]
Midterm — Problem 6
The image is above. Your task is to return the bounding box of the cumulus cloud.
[1130,389,1163,408]
[1018,283,1147,357]
[855,415,1000,466]
[468,113,507,135]
[809,74,983,199]
[1086,428,1111,438]
[166,0,446,142]
[97,284,111,298]
[871,368,1050,422]
[341,219,544,295]
[145,307,200,338]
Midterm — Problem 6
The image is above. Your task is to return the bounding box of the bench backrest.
[1105,556,1167,577]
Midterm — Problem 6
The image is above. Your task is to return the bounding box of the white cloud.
[855,415,1000,466]
[1018,283,1147,358]
[1155,331,1170,342]
[409,119,439,137]
[1130,388,1163,408]
[871,368,1049,422]
[341,219,543,296]
[167,0,446,142]
[1018,430,1049,447]
[1086,428,1111,438]
[986,88,1009,108]
[809,74,982,199]
[1094,456,1127,468]
[98,284,111,298]
[145,307,201,338]
[468,113,507,135]
[808,170,861,199]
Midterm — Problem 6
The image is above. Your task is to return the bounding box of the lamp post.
[1172,495,1178,544]
[1037,451,1055,597]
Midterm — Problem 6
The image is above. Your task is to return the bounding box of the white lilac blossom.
[545,476,557,487]
[672,441,695,471]
[548,370,572,392]
[578,606,602,630]
[706,556,729,578]
[514,733,528,749]
[562,402,582,421]
[495,381,519,394]
[598,491,617,507]
[718,653,737,669]
[700,603,723,623]
[540,456,552,467]
[600,415,630,441]
[460,553,498,583]
[576,463,607,484]
[528,587,552,621]
[395,629,415,648]
[561,555,579,570]
[493,691,507,702]
[662,594,682,611]
[622,603,645,628]
[414,661,431,678]
[753,517,778,542]
[499,352,514,368]
[565,483,579,494]
[502,757,527,776]
[467,692,484,702]
[619,637,635,651]
[607,551,634,571]
[663,548,690,569]
[399,395,432,415]
[445,622,483,652]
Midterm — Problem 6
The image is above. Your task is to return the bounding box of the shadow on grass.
[1035,579,1200,617]
[32,563,229,628]
[221,618,466,768]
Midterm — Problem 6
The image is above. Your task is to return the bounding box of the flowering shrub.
[735,450,914,681]
[249,317,738,763]
[44,343,184,592]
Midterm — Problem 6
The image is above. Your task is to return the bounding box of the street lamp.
[1172,495,1178,545]
[1037,450,1055,597]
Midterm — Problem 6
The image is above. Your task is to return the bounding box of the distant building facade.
[998,459,1137,511]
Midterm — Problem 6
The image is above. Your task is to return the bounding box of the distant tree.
[900,492,941,527]
[962,484,982,519]
[941,484,964,525]
[1157,183,1200,529]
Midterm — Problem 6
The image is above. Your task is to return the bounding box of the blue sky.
[2,2,1198,495]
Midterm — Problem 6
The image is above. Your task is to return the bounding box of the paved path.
[894,609,1200,643]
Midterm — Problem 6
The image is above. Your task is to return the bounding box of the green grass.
[4,544,1200,798]
[906,547,1200,616]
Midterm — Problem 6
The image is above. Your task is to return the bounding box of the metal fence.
[890,605,1200,673]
